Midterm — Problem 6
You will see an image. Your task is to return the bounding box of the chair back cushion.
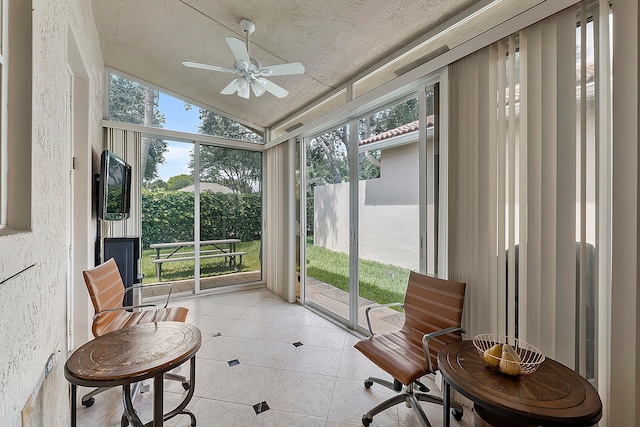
[82,258,126,337]
[402,271,466,371]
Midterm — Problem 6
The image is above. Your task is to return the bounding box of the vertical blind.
[103,128,143,241]
[448,1,610,377]
[264,139,296,302]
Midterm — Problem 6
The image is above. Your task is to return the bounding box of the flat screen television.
[98,149,132,221]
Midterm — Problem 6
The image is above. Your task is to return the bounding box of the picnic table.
[149,239,245,281]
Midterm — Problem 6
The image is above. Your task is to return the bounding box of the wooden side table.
[65,321,201,427]
[437,340,602,427]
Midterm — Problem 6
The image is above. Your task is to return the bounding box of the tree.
[359,98,419,140]
[167,174,194,191]
[198,111,263,143]
[198,147,261,194]
[193,110,263,193]
[306,125,349,189]
[108,74,168,181]
[145,179,168,191]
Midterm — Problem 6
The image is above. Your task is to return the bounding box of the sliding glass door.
[303,83,440,332]
[357,93,437,333]
[304,123,351,323]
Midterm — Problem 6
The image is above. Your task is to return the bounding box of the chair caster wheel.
[452,408,464,421]
[182,381,190,391]
[364,380,373,389]
[121,414,129,427]
[81,397,95,407]
[362,415,373,426]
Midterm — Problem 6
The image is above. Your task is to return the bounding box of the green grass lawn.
[141,240,261,284]
[141,237,408,309]
[305,240,410,308]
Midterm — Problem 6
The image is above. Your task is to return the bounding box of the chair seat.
[354,326,428,386]
[96,306,189,336]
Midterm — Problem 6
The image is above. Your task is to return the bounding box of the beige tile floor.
[75,287,472,427]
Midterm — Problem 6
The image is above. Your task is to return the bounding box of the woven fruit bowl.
[473,334,545,376]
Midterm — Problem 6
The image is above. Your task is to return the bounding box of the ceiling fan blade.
[221,79,239,95]
[260,62,305,77]
[183,61,238,74]
[225,37,250,65]
[259,78,289,98]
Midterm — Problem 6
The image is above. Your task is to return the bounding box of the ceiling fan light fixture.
[251,80,266,97]
[235,77,249,90]
[238,85,250,99]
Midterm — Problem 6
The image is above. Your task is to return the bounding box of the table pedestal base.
[473,404,537,427]
[121,356,197,427]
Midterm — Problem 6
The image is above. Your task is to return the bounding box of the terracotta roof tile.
[360,116,434,146]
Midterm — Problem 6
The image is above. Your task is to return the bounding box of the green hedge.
[141,190,261,248]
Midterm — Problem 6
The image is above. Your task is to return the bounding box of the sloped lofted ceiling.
[92,0,485,132]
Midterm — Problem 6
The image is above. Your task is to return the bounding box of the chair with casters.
[354,271,466,427]
[80,257,190,424]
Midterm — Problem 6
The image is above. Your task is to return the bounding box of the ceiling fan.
[183,19,305,99]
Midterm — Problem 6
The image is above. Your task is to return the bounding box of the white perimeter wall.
[0,0,104,425]
[314,143,420,271]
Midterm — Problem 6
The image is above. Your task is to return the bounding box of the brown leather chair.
[354,271,466,427]
[80,257,190,408]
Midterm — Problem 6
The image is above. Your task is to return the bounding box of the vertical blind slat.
[518,30,529,344]
[496,40,507,335]
[554,8,578,367]
[507,35,517,336]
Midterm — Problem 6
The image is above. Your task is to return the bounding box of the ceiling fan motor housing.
[240,19,255,35]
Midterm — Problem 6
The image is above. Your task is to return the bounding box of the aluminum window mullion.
[348,119,359,331]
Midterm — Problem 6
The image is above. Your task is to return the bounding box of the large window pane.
[141,140,195,295]
[198,145,262,290]
[108,72,264,143]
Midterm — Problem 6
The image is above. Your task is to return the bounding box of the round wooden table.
[437,340,602,427]
[65,321,201,427]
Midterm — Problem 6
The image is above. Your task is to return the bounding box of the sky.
[155,93,201,182]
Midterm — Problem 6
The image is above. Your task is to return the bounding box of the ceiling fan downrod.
[240,19,255,58]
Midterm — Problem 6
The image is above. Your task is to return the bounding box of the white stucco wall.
[0,1,104,425]
[314,143,420,270]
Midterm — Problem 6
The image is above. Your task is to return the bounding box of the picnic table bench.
[149,239,246,281]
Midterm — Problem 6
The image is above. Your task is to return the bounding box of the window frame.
[0,0,7,226]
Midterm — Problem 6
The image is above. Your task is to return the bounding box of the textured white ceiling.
[92,0,483,131]
[91,0,533,132]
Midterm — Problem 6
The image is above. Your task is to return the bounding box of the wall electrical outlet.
[44,353,55,378]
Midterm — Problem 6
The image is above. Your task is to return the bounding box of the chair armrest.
[421,326,466,373]
[123,282,174,308]
[93,303,160,321]
[364,303,404,335]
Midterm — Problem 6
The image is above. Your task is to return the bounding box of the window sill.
[0,225,31,238]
